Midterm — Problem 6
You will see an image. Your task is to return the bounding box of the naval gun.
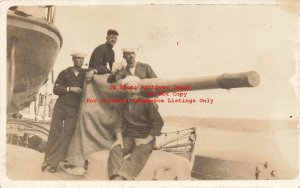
[71,71,261,180]
[94,71,260,99]
[83,71,260,155]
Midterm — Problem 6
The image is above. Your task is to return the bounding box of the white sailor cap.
[70,52,87,58]
[122,48,135,53]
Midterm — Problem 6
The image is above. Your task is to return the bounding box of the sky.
[48,4,300,120]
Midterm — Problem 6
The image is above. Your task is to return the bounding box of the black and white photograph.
[2,0,300,187]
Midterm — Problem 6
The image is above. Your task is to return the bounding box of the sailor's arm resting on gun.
[107,61,126,83]
[86,50,113,81]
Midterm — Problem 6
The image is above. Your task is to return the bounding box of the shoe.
[41,163,50,172]
[47,166,57,173]
[61,166,86,176]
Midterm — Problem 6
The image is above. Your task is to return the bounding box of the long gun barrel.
[139,71,259,95]
[92,71,260,99]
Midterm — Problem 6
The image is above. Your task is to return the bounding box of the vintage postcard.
[1,0,300,187]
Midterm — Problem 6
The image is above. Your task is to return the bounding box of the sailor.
[108,76,164,180]
[42,52,87,173]
[107,48,157,83]
[86,29,119,81]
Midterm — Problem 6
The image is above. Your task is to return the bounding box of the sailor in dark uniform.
[42,52,87,173]
[108,76,164,180]
[86,29,119,81]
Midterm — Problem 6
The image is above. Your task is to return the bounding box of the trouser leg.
[107,137,134,179]
[45,104,78,168]
[118,139,155,179]
[44,103,65,163]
